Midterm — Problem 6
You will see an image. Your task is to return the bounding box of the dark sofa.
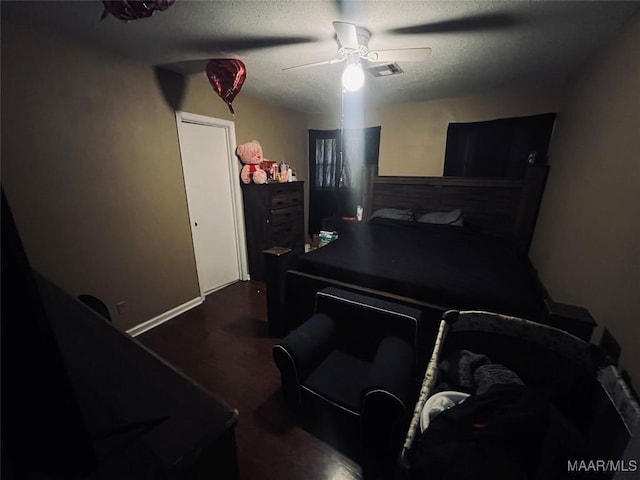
[273,287,423,473]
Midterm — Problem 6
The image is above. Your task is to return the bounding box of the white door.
[176,112,248,296]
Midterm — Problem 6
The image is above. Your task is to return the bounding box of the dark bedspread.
[295,218,547,320]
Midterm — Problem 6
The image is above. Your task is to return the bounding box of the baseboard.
[126,296,203,337]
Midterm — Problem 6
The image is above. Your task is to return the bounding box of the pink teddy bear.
[236,140,268,184]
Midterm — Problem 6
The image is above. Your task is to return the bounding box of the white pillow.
[417,209,463,226]
[370,208,413,221]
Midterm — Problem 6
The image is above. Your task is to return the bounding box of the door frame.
[175,111,249,299]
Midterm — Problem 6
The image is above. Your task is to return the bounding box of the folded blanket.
[415,384,593,480]
[437,349,524,395]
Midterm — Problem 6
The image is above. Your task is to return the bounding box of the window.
[307,127,381,233]
[314,137,338,189]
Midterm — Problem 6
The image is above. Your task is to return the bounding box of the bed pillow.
[417,209,463,226]
[370,208,413,221]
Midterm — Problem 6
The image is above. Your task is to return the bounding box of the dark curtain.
[444,113,556,178]
[308,126,381,234]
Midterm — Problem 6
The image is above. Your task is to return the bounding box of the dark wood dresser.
[242,181,304,281]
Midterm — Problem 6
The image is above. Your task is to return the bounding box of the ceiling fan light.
[342,62,364,92]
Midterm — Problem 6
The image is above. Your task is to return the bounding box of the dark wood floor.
[138,280,363,480]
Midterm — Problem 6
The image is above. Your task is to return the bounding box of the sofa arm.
[361,336,415,462]
[272,313,336,406]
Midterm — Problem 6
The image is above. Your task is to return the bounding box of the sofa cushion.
[303,349,371,414]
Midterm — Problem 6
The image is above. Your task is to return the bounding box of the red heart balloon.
[101,0,175,21]
[206,59,247,115]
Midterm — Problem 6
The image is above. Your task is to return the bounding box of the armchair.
[273,287,422,470]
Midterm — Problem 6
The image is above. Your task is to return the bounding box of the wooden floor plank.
[138,280,363,480]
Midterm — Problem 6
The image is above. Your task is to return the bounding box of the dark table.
[36,276,240,479]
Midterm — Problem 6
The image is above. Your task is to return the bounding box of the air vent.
[365,62,404,78]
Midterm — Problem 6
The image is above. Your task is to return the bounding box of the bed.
[295,218,546,321]
[264,164,596,349]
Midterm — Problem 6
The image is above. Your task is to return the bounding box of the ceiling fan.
[283,21,431,91]
[283,21,433,70]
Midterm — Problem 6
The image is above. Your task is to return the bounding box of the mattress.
[294,218,547,320]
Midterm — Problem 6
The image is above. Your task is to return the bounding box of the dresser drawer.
[272,220,303,239]
[271,188,303,210]
[270,205,303,226]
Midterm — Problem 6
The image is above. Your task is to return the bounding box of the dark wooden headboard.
[363,164,549,252]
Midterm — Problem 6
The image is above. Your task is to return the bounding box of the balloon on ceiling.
[206,59,247,115]
[101,0,175,21]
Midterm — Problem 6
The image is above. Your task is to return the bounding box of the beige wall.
[531,14,640,391]
[180,74,309,228]
[1,22,307,330]
[4,12,637,387]
[307,36,640,393]
[308,86,563,176]
[180,73,308,182]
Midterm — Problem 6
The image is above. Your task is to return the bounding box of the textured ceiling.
[3,1,638,114]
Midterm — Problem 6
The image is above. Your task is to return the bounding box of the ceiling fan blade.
[332,21,359,50]
[181,36,317,53]
[366,48,432,63]
[388,13,515,35]
[282,57,345,71]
